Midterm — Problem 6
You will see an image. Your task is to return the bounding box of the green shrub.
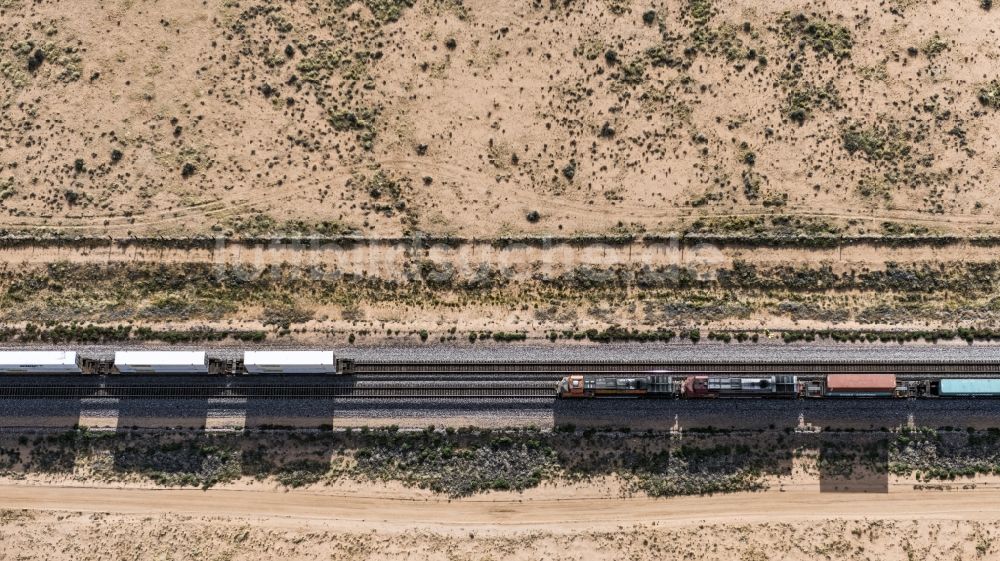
[780,13,853,61]
[561,160,577,180]
[617,59,646,84]
[841,122,910,161]
[687,0,714,26]
[921,33,949,59]
[978,79,1000,109]
[784,82,841,124]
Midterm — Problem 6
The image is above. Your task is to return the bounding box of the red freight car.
[820,374,898,398]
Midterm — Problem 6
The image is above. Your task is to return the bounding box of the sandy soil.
[3,0,1000,345]
[1,0,999,238]
[1,479,1000,560]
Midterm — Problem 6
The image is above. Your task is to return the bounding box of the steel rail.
[356,370,1000,380]
[351,361,1000,374]
[0,383,554,399]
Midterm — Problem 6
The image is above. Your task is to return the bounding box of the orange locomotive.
[557,374,800,398]
[557,374,675,398]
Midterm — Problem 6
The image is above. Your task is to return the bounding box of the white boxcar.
[114,351,208,374]
[243,351,337,374]
[0,351,81,374]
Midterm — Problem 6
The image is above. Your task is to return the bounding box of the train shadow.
[241,374,348,429]
[104,426,339,487]
[551,398,803,431]
[243,398,337,430]
[115,398,211,431]
[0,399,86,429]
[552,400,893,493]
[543,428,796,494]
[816,432,890,493]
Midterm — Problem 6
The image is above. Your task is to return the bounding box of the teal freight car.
[938,379,1000,397]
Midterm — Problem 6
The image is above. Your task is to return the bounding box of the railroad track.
[0,374,992,399]
[359,371,1000,381]
[0,382,554,399]
[349,373,564,382]
[3,361,1000,400]
[352,361,1000,374]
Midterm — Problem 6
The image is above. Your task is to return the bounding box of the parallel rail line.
[3,361,1000,400]
[0,383,554,399]
[0,374,996,399]
[352,361,1000,374]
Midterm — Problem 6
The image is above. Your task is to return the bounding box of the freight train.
[5,351,1000,401]
[556,374,1000,399]
[0,351,355,375]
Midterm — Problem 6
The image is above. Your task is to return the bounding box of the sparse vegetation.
[0,0,998,343]
[336,0,416,24]
[841,122,911,162]
[561,160,577,180]
[0,177,15,203]
[686,0,715,26]
[327,108,378,150]
[0,242,999,343]
[686,215,842,239]
[978,79,1000,109]
[0,0,993,243]
[9,427,1000,501]
[921,33,949,59]
[784,82,841,124]
[224,212,352,237]
[780,13,853,61]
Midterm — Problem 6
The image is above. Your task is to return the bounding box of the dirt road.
[3,482,1000,560]
[2,483,999,530]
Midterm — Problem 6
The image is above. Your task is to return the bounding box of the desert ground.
[4,1,1000,558]
[1,0,999,239]
[1,0,1000,342]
